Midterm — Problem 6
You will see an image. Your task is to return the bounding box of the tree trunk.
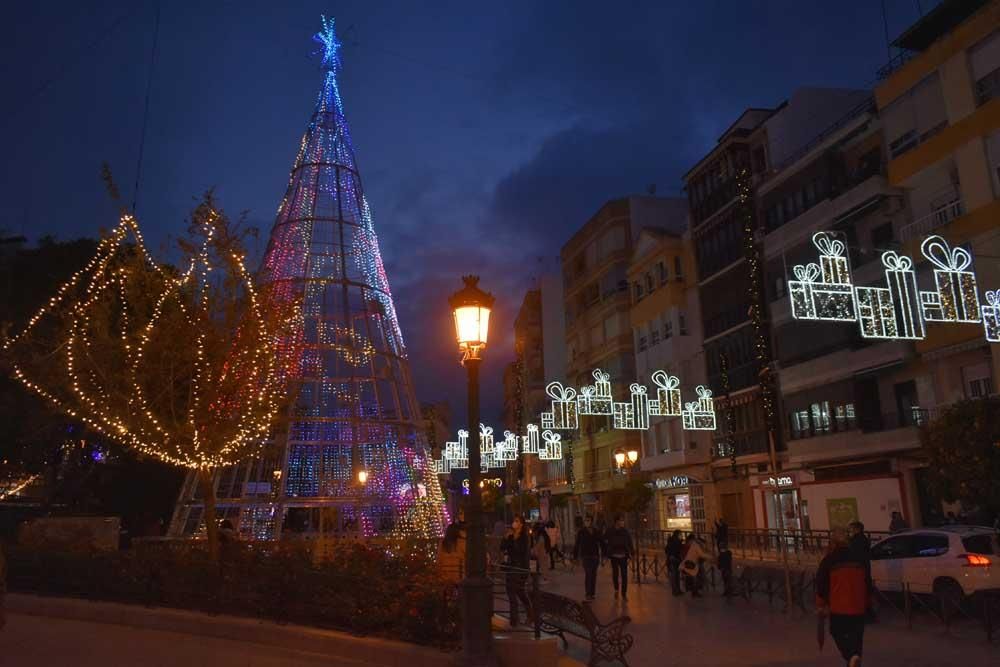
[199,468,219,562]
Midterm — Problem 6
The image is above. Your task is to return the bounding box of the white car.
[870,526,998,600]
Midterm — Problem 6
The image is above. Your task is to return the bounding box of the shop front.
[755,473,804,532]
[649,475,705,534]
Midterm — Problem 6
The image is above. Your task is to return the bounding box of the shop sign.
[651,475,693,490]
[762,475,795,488]
[462,477,503,490]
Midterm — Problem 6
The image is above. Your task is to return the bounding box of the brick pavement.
[537,563,997,666]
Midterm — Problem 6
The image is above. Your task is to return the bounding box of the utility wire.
[132,2,161,215]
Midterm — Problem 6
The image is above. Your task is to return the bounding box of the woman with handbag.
[680,533,709,598]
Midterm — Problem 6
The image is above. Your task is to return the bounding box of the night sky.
[1,1,927,426]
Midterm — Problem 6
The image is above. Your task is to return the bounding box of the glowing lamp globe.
[449,275,495,359]
[627,449,639,465]
[357,470,368,484]
[614,450,626,467]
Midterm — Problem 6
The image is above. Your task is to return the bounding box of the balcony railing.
[899,199,964,242]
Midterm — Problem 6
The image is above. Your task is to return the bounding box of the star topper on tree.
[313,15,342,72]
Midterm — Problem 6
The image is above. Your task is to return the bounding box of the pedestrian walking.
[888,511,908,533]
[714,518,729,551]
[680,533,708,598]
[604,515,634,601]
[665,529,684,596]
[531,522,550,579]
[718,547,734,597]
[816,528,869,667]
[573,515,604,601]
[438,522,467,583]
[500,515,533,625]
[848,521,876,621]
[545,520,562,570]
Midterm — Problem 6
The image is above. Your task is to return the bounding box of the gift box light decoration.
[983,291,1000,343]
[788,231,996,345]
[522,423,540,454]
[543,381,578,430]
[479,423,495,454]
[498,431,519,461]
[578,369,613,415]
[649,370,682,417]
[539,430,563,461]
[613,383,651,430]
[681,386,717,431]
[920,236,980,323]
[787,233,856,322]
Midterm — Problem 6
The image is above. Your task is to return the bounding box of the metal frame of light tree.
[170,16,447,541]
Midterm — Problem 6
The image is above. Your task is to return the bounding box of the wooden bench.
[535,590,634,666]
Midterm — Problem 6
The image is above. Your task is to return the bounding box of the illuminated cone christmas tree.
[171,17,447,540]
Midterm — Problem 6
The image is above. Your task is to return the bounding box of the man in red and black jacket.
[816,528,869,667]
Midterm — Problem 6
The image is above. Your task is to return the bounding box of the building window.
[664,319,673,340]
[651,327,661,345]
[634,282,643,302]
[674,256,683,281]
[871,222,894,248]
[645,273,654,293]
[679,312,688,336]
[658,261,668,285]
[638,336,648,352]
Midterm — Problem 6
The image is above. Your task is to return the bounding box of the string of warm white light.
[4,212,297,470]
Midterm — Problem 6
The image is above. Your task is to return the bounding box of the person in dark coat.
[604,515,634,601]
[816,528,869,667]
[573,515,604,601]
[714,518,730,551]
[665,529,684,596]
[500,515,533,624]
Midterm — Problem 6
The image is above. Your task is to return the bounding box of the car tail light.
[959,554,991,567]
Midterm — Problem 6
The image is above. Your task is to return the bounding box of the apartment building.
[684,90,876,529]
[628,226,714,535]
[561,196,687,516]
[757,90,920,533]
[877,0,1000,387]
[683,108,776,529]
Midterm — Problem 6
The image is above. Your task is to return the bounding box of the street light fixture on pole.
[450,275,495,666]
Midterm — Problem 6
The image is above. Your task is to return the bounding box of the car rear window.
[912,534,949,557]
[962,534,997,555]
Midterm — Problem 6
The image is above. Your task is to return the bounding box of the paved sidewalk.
[537,565,998,666]
[0,612,359,667]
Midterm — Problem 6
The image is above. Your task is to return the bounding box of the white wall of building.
[798,477,904,532]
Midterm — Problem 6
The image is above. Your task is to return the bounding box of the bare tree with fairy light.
[3,193,300,560]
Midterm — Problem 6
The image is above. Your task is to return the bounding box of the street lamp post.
[450,275,495,666]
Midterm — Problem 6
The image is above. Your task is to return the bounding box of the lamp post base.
[459,574,496,666]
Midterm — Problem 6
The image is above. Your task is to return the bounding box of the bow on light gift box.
[880,251,925,340]
[681,386,716,431]
[479,423,495,453]
[542,382,578,430]
[920,235,981,323]
[578,369,614,415]
[788,263,822,319]
[649,370,682,417]
[539,430,563,461]
[522,423,540,454]
[613,383,650,430]
[446,430,468,469]
[983,291,1000,343]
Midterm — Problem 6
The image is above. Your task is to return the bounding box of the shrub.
[4,540,459,648]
